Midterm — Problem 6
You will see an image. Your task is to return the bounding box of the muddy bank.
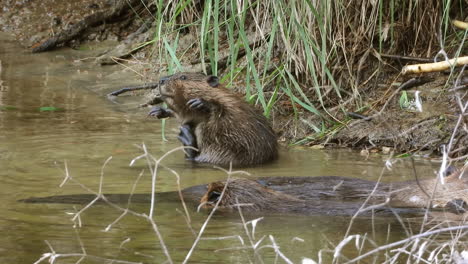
[0,0,115,47]
[0,0,153,64]
[327,74,467,157]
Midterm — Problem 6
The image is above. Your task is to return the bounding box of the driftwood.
[453,19,468,30]
[32,0,146,53]
[402,56,468,75]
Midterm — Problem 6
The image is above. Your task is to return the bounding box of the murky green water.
[0,33,445,263]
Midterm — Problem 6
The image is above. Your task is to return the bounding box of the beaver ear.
[206,76,219,87]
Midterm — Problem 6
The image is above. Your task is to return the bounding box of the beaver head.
[157,72,219,108]
[200,178,302,212]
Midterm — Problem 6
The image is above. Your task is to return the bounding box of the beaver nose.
[208,191,221,203]
[159,75,171,85]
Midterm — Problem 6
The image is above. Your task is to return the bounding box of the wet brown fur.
[22,173,466,217]
[157,72,278,166]
[201,171,468,215]
[201,178,302,211]
[200,178,387,216]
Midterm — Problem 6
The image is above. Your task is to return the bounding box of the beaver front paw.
[148,106,174,119]
[187,98,210,112]
[178,124,199,160]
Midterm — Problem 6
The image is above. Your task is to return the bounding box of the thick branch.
[32,0,144,53]
[402,56,468,75]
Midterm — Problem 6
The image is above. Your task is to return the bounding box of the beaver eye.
[208,191,221,202]
[180,75,187,80]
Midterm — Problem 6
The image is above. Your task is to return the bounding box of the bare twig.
[344,225,468,264]
[33,237,142,264]
[182,164,235,264]
[342,163,389,239]
[380,53,432,63]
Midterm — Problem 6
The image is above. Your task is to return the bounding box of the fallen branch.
[344,225,468,264]
[453,20,468,30]
[402,56,468,75]
[32,0,145,53]
[380,53,432,63]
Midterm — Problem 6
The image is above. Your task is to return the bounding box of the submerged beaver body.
[23,170,467,217]
[201,170,468,215]
[148,72,278,166]
[199,178,397,216]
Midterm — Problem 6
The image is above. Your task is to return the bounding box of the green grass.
[144,0,464,143]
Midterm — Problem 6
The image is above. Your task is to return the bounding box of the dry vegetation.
[33,145,467,264]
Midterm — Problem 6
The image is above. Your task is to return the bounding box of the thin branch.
[344,225,468,264]
[182,165,234,264]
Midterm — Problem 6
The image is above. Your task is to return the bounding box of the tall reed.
[147,0,463,137]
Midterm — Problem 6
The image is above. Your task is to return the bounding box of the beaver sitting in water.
[146,72,278,166]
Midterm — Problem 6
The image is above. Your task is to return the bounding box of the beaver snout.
[159,76,169,85]
[206,191,221,204]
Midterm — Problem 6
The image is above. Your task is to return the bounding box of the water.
[0,33,445,263]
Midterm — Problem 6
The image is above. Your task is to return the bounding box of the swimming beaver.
[22,172,467,216]
[21,176,421,217]
[201,172,468,215]
[199,178,425,216]
[147,72,278,166]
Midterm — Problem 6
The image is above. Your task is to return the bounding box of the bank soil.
[1,0,466,159]
[328,74,467,158]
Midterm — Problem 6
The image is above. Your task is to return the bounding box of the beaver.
[199,178,425,216]
[22,177,419,217]
[201,171,468,215]
[146,72,278,166]
[22,170,466,216]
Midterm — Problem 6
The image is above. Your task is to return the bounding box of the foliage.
[398,91,410,109]
[146,0,464,138]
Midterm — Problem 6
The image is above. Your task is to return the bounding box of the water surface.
[0,33,444,263]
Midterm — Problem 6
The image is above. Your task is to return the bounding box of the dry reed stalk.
[402,56,468,75]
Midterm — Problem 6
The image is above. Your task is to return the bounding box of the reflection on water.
[0,33,448,263]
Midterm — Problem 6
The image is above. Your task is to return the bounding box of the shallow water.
[0,33,447,263]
